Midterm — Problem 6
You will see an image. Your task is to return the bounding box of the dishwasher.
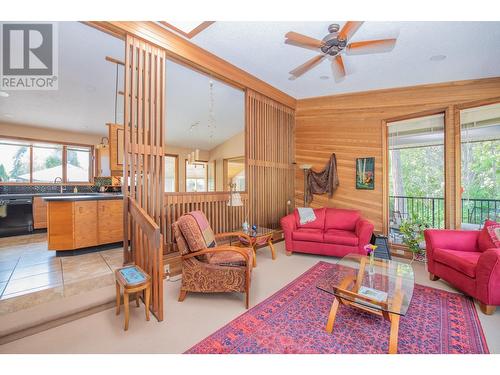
[0,197,34,237]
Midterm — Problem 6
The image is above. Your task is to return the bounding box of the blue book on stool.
[119,266,146,284]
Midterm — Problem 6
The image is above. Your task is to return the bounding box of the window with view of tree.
[185,161,207,192]
[388,114,445,244]
[0,137,92,184]
[460,103,500,228]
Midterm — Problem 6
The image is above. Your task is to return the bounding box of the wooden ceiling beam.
[85,21,296,109]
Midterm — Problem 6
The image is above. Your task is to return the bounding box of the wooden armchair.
[173,211,254,309]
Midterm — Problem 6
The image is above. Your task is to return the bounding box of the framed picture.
[356,157,375,190]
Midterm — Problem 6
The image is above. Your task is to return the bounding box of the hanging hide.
[305,153,340,205]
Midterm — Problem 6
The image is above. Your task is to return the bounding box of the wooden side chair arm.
[182,245,251,263]
[215,231,253,245]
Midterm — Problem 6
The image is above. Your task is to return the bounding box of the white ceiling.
[0,22,125,134]
[0,22,245,151]
[191,21,500,98]
[166,60,244,150]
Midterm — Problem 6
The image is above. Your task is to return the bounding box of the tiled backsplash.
[0,184,98,195]
[0,177,116,195]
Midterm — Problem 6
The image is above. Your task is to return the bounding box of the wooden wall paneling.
[295,77,500,233]
[124,35,165,322]
[246,90,295,230]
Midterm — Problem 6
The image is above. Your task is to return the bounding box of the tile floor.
[0,233,123,312]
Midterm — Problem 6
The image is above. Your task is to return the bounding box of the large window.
[387,114,445,244]
[0,137,93,184]
[165,155,178,192]
[185,161,207,192]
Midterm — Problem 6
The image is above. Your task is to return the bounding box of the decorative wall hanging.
[356,157,375,190]
[304,153,340,205]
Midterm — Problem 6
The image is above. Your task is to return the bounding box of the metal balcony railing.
[389,195,499,229]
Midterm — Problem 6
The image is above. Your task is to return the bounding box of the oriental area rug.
[186,261,489,354]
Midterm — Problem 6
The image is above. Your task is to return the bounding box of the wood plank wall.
[123,35,165,321]
[246,90,296,229]
[164,192,249,252]
[295,77,500,233]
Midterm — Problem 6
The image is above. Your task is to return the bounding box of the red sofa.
[280,208,374,258]
[425,221,500,315]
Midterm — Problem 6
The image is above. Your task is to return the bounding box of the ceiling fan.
[285,22,397,82]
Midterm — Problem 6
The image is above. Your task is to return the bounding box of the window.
[33,143,63,183]
[0,137,93,184]
[67,146,92,183]
[0,140,30,183]
[165,155,178,192]
[185,161,207,192]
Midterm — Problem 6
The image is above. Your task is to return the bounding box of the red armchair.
[425,221,500,315]
[281,208,374,258]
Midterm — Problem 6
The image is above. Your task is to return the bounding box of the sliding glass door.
[387,114,445,244]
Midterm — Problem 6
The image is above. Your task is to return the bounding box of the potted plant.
[399,215,429,262]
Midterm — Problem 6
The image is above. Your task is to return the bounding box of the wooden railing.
[164,192,248,253]
[128,197,164,321]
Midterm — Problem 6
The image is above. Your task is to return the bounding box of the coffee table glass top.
[239,226,274,238]
[317,253,415,316]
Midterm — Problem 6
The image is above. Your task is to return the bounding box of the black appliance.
[0,197,34,237]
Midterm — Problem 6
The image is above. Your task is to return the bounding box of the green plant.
[399,215,429,254]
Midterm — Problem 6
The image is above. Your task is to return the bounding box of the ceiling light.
[0,91,9,98]
[430,55,446,62]
[3,113,14,118]
[320,75,330,80]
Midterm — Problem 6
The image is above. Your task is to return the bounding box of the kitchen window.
[0,137,93,184]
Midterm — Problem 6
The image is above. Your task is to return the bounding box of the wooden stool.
[115,265,151,331]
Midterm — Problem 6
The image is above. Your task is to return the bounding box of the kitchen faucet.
[54,177,64,193]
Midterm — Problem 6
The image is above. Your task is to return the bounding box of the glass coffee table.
[317,253,414,354]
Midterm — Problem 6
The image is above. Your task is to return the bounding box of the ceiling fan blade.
[331,55,346,82]
[285,39,322,52]
[285,32,324,48]
[338,21,364,41]
[289,55,326,78]
[346,38,397,55]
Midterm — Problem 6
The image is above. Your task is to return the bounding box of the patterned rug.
[186,261,489,354]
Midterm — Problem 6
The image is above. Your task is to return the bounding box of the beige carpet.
[1,241,499,354]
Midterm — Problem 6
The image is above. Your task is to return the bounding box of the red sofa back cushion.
[294,208,326,229]
[325,208,361,231]
[478,220,499,251]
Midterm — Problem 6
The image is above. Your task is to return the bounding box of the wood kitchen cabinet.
[47,198,123,251]
[107,123,124,176]
[98,200,123,244]
[33,197,48,229]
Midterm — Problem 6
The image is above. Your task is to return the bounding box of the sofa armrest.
[476,248,500,305]
[355,219,374,250]
[280,214,297,252]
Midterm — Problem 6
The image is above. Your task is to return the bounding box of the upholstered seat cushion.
[208,247,253,267]
[292,228,324,242]
[324,229,359,246]
[433,248,481,278]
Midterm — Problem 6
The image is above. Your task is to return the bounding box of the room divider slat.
[123,35,165,321]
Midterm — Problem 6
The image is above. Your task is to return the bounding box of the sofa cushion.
[292,228,324,242]
[433,248,481,278]
[325,208,361,231]
[294,208,325,229]
[324,229,359,246]
[479,220,499,251]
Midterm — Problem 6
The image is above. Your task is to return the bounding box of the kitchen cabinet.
[97,200,123,244]
[96,146,111,177]
[46,197,123,251]
[107,123,124,176]
[33,196,48,229]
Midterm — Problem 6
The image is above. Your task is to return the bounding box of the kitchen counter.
[43,194,123,202]
[0,193,101,199]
